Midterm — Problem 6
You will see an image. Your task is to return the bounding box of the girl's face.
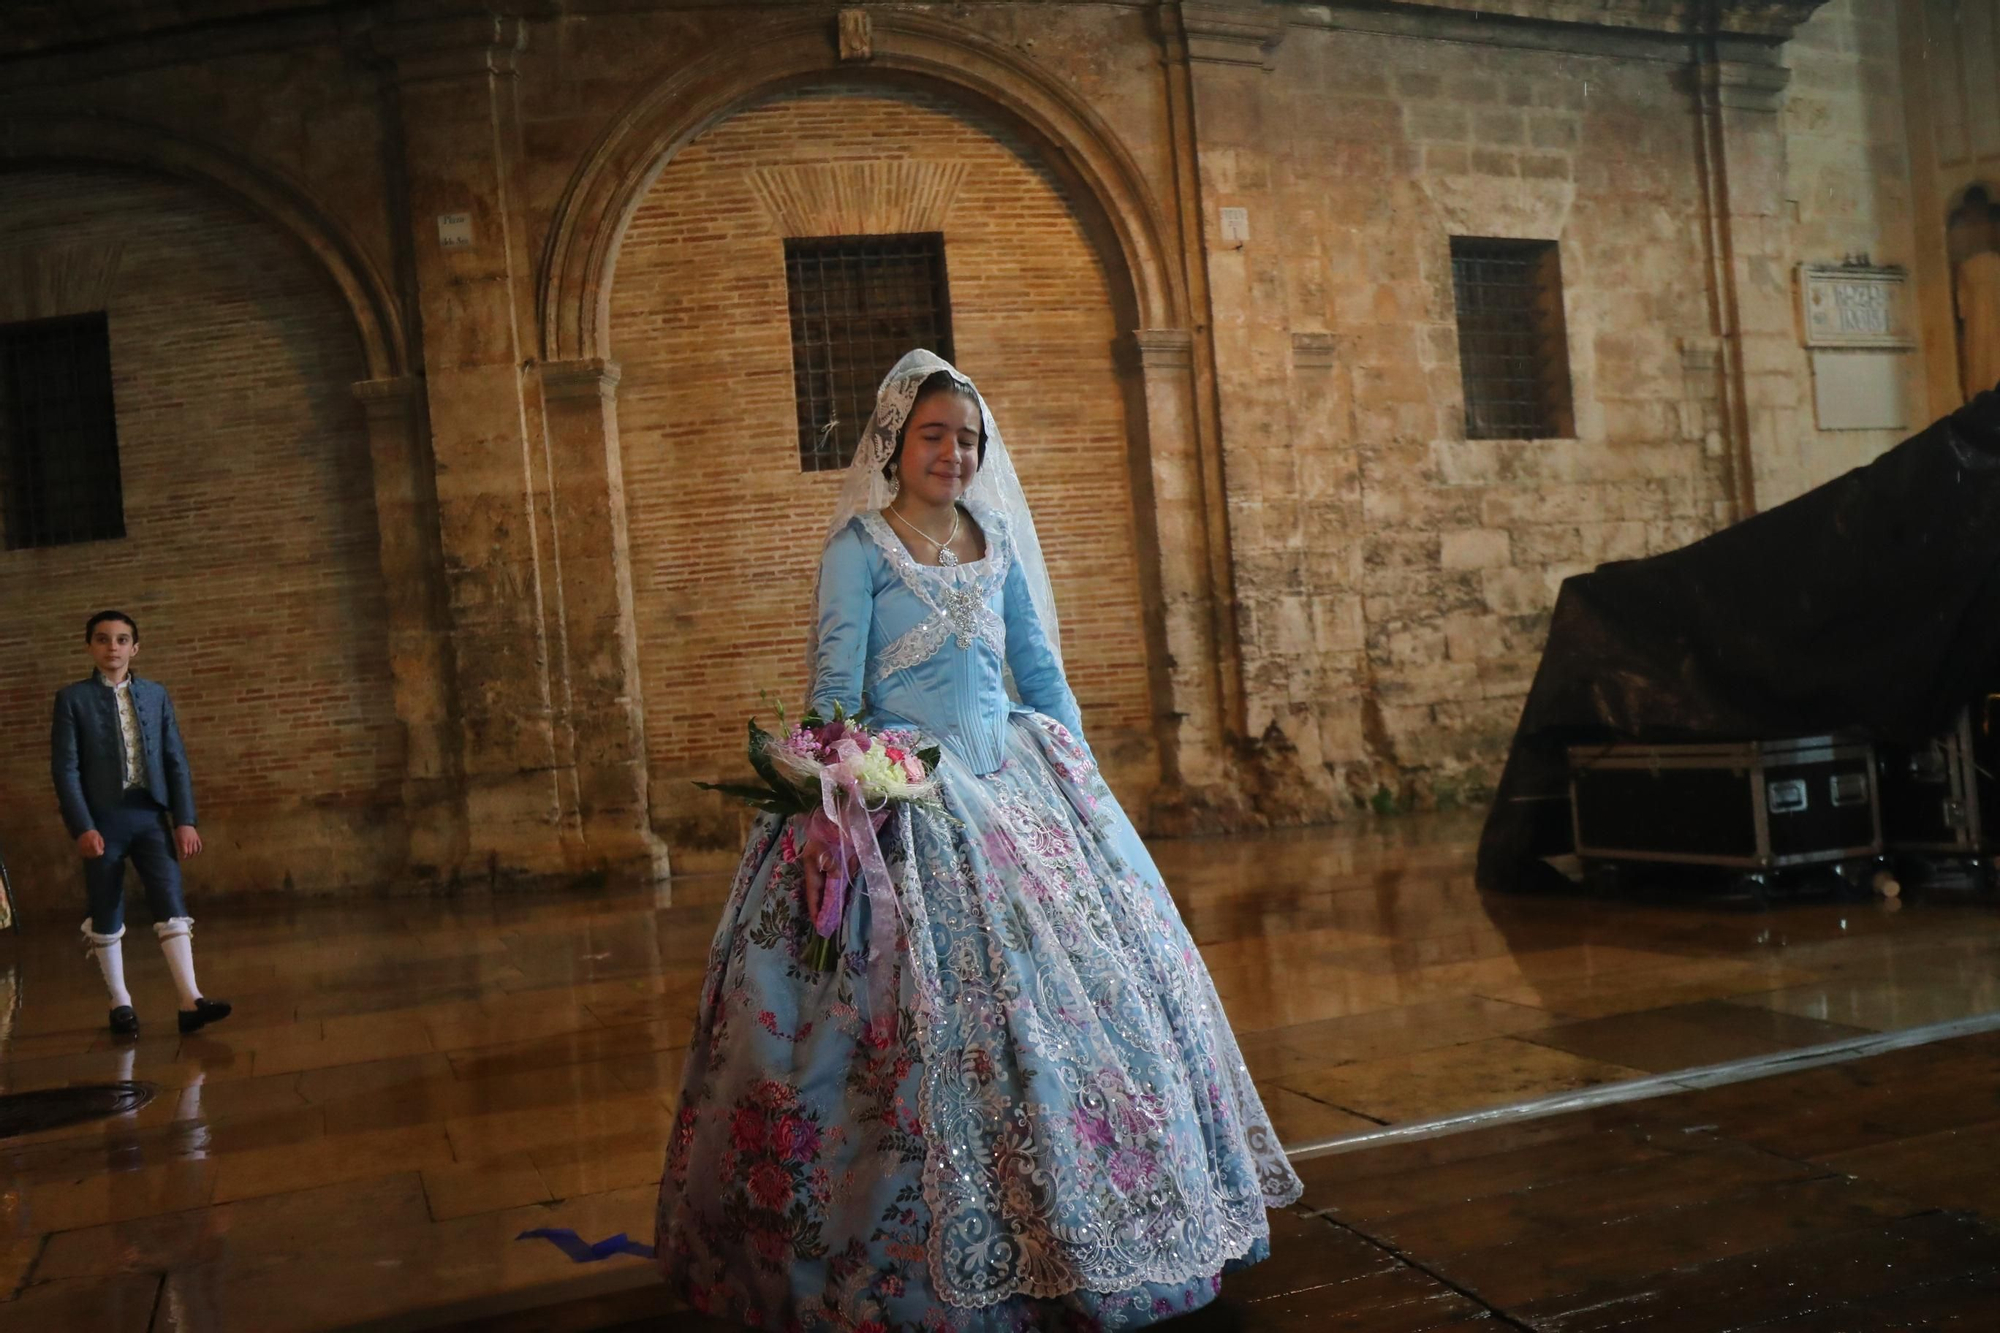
[895,390,981,507]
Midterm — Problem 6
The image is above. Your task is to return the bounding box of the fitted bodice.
[809,505,1083,775]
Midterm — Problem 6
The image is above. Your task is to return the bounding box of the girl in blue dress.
[655,351,1300,1330]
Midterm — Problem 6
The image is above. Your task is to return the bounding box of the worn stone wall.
[0,167,403,899]
[1756,0,1924,505]
[1196,26,1739,818]
[608,84,1157,851]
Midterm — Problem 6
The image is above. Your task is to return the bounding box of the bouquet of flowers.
[700,703,943,970]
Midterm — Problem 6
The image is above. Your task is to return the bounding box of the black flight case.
[1875,705,1998,893]
[1568,736,1882,897]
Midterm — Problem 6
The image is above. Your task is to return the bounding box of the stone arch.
[0,112,409,380]
[1947,181,2000,265]
[537,11,1184,365]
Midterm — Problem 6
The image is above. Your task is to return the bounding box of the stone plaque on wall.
[1799,264,1913,431]
[1811,349,1911,431]
[1797,263,1914,349]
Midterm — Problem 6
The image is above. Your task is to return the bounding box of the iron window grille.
[0,311,125,550]
[1449,237,1575,441]
[785,232,954,472]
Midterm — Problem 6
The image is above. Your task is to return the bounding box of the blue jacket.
[51,674,198,837]
[811,507,1085,775]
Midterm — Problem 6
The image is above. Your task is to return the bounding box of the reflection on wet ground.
[2,810,1996,1329]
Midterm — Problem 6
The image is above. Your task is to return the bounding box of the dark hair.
[883,371,987,481]
[84,610,139,644]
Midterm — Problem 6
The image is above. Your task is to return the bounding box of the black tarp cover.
[1477,389,2000,893]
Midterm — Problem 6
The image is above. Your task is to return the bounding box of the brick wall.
[0,167,402,899]
[607,84,1157,850]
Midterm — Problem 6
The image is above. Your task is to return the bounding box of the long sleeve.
[160,690,198,828]
[1002,551,1086,744]
[50,691,93,839]
[810,525,873,718]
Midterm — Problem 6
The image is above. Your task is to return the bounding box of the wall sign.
[1798,263,1913,349]
[437,213,475,250]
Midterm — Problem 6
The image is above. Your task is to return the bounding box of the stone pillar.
[1694,47,1796,520]
[375,13,572,880]
[352,375,469,879]
[540,358,669,882]
[1157,2,1293,825]
[1125,330,1229,796]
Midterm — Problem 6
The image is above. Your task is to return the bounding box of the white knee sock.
[82,920,132,1009]
[155,917,201,1010]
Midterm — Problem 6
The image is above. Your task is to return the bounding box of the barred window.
[1449,237,1575,440]
[0,312,125,550]
[785,233,954,472]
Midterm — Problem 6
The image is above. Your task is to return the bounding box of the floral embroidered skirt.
[656,714,1302,1331]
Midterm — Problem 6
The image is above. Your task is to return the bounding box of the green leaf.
[693,779,777,801]
[694,779,806,816]
[917,745,942,771]
[746,719,789,796]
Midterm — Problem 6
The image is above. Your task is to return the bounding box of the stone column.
[375,13,572,880]
[1125,329,1229,798]
[1694,47,1796,519]
[351,375,469,878]
[1156,2,1292,825]
[540,357,669,882]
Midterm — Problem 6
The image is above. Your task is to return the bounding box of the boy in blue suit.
[52,610,230,1038]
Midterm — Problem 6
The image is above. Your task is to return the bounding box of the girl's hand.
[801,835,829,922]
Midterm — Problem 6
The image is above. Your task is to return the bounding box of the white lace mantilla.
[859,509,1009,680]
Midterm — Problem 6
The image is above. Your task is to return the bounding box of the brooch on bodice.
[941,580,983,649]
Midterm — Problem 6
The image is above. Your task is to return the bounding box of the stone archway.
[536,12,1183,366]
[0,113,468,884]
[605,81,1160,849]
[0,112,409,380]
[539,14,1236,840]
[0,153,416,894]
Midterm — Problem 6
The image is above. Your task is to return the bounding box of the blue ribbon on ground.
[516,1228,657,1262]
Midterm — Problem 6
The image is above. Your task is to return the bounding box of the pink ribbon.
[815,768,903,1044]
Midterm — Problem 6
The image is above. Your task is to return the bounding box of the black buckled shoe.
[177,998,232,1035]
[109,1006,140,1039]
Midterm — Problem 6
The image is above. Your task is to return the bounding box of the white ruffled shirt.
[98,671,146,789]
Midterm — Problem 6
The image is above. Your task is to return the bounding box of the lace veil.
[807,349,1063,678]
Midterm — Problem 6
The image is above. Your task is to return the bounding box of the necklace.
[889,504,962,568]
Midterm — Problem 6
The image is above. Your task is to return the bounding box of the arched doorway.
[607,82,1160,850]
[0,161,405,890]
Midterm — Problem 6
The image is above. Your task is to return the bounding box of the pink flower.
[749,1227,790,1264]
[778,824,799,863]
[901,754,925,781]
[1073,1109,1116,1149]
[773,1113,821,1163]
[730,1106,767,1154]
[1109,1147,1155,1192]
[747,1161,792,1210]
